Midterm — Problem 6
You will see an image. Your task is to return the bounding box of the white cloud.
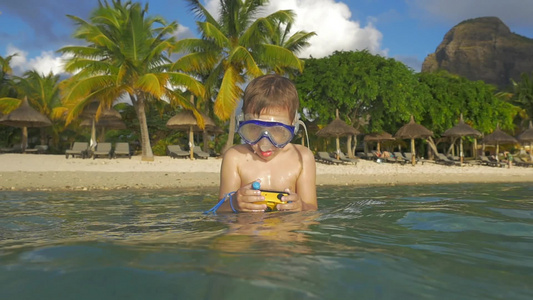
[6,44,67,76]
[204,0,387,58]
[175,25,195,40]
[266,0,386,58]
[407,0,533,28]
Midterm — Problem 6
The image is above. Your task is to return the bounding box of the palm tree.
[175,0,305,150]
[58,0,205,161]
[16,70,67,146]
[0,54,19,112]
[267,20,316,77]
[1,70,67,147]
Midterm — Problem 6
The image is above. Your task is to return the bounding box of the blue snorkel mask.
[237,119,296,148]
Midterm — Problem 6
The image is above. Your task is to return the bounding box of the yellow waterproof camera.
[255,190,288,211]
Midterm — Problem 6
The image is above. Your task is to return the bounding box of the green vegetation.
[174,0,308,149]
[58,0,204,161]
[1,0,529,157]
[510,73,533,125]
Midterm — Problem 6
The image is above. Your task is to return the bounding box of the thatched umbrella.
[394,115,433,166]
[80,118,126,130]
[0,97,52,152]
[80,118,127,142]
[483,125,518,161]
[517,121,533,160]
[442,114,481,165]
[80,101,122,150]
[364,131,395,153]
[316,115,359,158]
[166,110,217,159]
[80,101,122,120]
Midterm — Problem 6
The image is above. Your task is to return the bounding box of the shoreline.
[1,153,532,191]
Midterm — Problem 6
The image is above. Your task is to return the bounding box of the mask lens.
[267,126,293,145]
[238,123,264,143]
[238,120,294,147]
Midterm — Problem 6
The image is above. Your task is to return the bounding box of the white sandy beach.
[0,153,532,191]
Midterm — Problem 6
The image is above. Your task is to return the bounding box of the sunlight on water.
[0,183,532,299]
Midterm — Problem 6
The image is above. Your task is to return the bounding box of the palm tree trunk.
[346,135,352,158]
[410,138,416,166]
[351,135,357,158]
[131,93,154,161]
[336,137,340,159]
[223,110,237,153]
[473,138,478,159]
[460,138,464,166]
[22,127,28,153]
[189,126,194,160]
[426,136,439,159]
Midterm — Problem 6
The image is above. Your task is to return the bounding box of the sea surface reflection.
[1,183,532,299]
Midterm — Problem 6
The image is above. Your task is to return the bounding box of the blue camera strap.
[204,191,236,215]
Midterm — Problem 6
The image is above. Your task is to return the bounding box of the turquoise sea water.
[0,183,532,299]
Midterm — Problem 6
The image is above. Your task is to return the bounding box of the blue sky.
[1,0,532,75]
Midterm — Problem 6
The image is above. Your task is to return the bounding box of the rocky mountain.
[422,17,533,89]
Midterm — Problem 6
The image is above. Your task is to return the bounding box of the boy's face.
[243,107,293,161]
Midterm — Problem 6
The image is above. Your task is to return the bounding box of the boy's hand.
[234,181,267,212]
[277,188,303,211]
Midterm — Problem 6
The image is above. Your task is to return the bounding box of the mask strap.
[293,112,300,134]
[298,120,310,149]
[293,111,310,149]
[235,113,244,132]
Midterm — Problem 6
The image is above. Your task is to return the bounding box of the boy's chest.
[238,155,301,191]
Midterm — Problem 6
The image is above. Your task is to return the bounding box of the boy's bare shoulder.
[223,144,252,160]
[292,144,315,161]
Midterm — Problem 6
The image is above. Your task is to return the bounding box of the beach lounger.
[403,152,421,164]
[316,152,344,165]
[65,142,89,159]
[114,142,131,159]
[478,156,505,167]
[93,142,113,159]
[376,151,402,164]
[25,145,48,154]
[167,145,189,159]
[436,153,460,166]
[356,152,374,160]
[0,144,23,153]
[393,152,408,164]
[193,146,210,159]
[363,152,379,161]
[338,152,358,165]
[513,157,533,167]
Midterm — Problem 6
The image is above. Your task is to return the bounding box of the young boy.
[217,74,317,212]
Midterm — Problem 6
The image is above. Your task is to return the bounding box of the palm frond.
[170,52,219,73]
[229,46,262,78]
[198,22,229,48]
[51,107,69,121]
[136,73,168,98]
[175,38,216,54]
[61,75,116,103]
[184,0,220,26]
[215,67,242,120]
[256,44,303,73]
[0,97,22,114]
[166,72,205,97]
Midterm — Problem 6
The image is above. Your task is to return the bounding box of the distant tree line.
[1,0,532,158]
